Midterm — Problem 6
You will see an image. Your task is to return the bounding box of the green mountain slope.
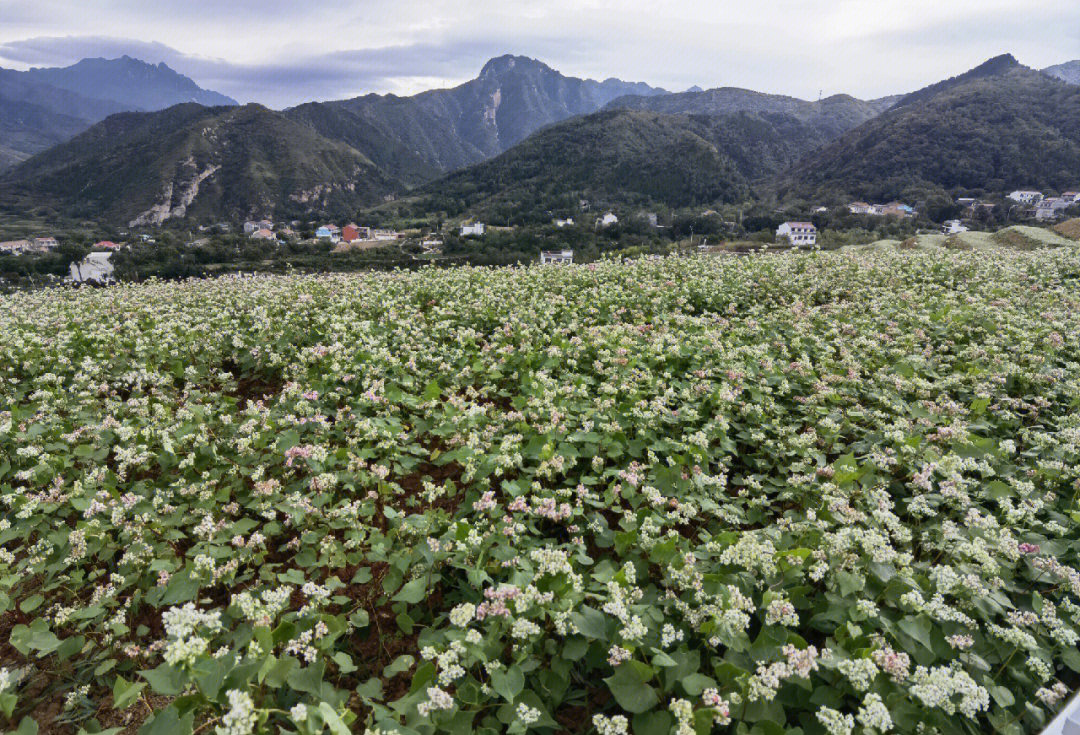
[1,103,398,224]
[605,87,899,139]
[409,109,833,220]
[778,55,1080,201]
[311,55,669,179]
[284,102,445,186]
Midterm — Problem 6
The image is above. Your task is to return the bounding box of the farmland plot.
[2,248,1080,735]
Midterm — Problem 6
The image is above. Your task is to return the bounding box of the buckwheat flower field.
[2,248,1080,735]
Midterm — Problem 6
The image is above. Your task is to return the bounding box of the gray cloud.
[0,1,1076,107]
[0,35,588,107]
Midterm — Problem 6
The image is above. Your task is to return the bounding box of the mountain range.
[1,52,1079,224]
[779,55,1080,202]
[0,56,236,170]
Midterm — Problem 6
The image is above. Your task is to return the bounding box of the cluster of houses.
[315,223,401,244]
[0,236,60,255]
[847,201,917,217]
[1006,190,1079,221]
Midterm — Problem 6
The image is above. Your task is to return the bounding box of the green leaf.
[138,705,193,735]
[112,676,146,709]
[680,673,716,696]
[318,703,351,735]
[897,615,934,651]
[287,661,327,696]
[392,577,427,604]
[490,666,524,702]
[0,692,16,720]
[356,678,383,700]
[633,711,673,735]
[139,664,186,696]
[604,663,658,714]
[384,655,415,677]
[332,652,357,674]
[572,605,609,640]
[19,595,43,614]
[10,716,38,735]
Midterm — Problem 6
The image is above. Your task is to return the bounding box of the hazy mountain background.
[1044,60,1080,85]
[2,51,1079,224]
[604,88,901,139]
[0,56,236,170]
[301,55,670,179]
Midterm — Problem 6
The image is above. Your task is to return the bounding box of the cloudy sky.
[0,0,1077,108]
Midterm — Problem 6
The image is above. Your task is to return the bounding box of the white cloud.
[0,0,1076,107]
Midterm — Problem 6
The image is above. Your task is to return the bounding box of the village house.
[847,202,872,215]
[315,225,340,243]
[879,202,915,218]
[1007,190,1043,204]
[341,224,361,243]
[460,222,485,237]
[553,218,574,228]
[1062,191,1080,203]
[645,213,659,227]
[69,252,115,284]
[32,237,59,251]
[1035,198,1071,221]
[243,221,258,235]
[596,212,618,228]
[372,229,398,241]
[93,241,123,250]
[0,240,33,255]
[540,249,574,264]
[942,219,969,234]
[249,228,275,240]
[776,222,817,247]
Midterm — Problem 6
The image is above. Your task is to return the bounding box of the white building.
[69,252,115,284]
[460,222,485,237]
[1035,198,1071,221]
[596,212,618,228]
[540,249,574,264]
[1007,190,1043,204]
[776,222,817,246]
[1062,191,1079,203]
[848,202,873,215]
[553,218,574,228]
[942,219,969,234]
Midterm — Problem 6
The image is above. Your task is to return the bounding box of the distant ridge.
[779,55,1080,201]
[0,55,237,170]
[287,55,669,180]
[1044,60,1080,85]
[603,86,897,140]
[22,55,238,109]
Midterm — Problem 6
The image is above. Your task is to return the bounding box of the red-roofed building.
[342,224,360,243]
[93,241,122,250]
